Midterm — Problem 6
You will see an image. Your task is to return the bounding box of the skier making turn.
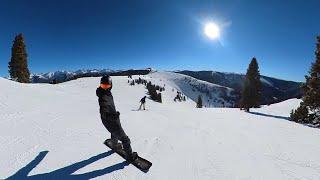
[96,75,137,161]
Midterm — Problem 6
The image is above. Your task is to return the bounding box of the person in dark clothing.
[96,75,137,160]
[139,96,147,110]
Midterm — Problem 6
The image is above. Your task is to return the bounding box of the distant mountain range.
[29,68,303,106]
[177,70,303,105]
[30,68,152,83]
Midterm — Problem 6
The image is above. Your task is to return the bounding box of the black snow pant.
[139,102,146,110]
[101,118,132,154]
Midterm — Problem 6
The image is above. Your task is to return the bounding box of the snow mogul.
[96,75,137,161]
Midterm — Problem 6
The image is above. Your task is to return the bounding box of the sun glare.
[204,22,220,40]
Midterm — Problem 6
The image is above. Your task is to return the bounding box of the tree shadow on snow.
[6,150,129,180]
[248,111,290,121]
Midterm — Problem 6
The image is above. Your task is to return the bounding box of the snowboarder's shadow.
[6,150,129,180]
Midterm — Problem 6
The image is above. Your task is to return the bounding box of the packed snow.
[1,72,320,180]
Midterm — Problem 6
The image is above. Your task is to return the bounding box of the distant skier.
[96,75,137,161]
[139,96,147,110]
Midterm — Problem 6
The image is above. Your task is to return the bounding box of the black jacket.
[96,87,120,132]
[140,97,146,104]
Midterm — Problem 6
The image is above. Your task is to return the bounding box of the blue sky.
[0,0,319,81]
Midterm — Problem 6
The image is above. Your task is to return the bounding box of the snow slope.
[178,70,303,105]
[1,73,320,180]
[149,72,237,107]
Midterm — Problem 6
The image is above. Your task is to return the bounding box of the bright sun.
[204,22,220,40]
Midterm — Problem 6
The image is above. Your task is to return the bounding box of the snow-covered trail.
[1,73,320,180]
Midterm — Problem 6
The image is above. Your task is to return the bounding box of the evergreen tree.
[196,95,203,108]
[240,57,261,112]
[291,36,320,124]
[8,34,30,83]
[158,93,162,103]
[290,104,309,123]
[146,81,162,103]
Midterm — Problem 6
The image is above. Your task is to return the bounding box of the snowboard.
[104,139,152,172]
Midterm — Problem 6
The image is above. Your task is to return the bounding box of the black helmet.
[101,75,112,85]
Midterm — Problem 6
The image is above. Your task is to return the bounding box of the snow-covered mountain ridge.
[30,68,151,83]
[149,72,237,107]
[178,70,303,105]
[28,68,302,107]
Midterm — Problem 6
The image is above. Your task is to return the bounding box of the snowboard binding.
[103,139,152,172]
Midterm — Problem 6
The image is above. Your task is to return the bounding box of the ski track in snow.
[1,72,320,180]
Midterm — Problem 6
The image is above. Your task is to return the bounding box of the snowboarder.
[139,96,147,110]
[96,75,137,161]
